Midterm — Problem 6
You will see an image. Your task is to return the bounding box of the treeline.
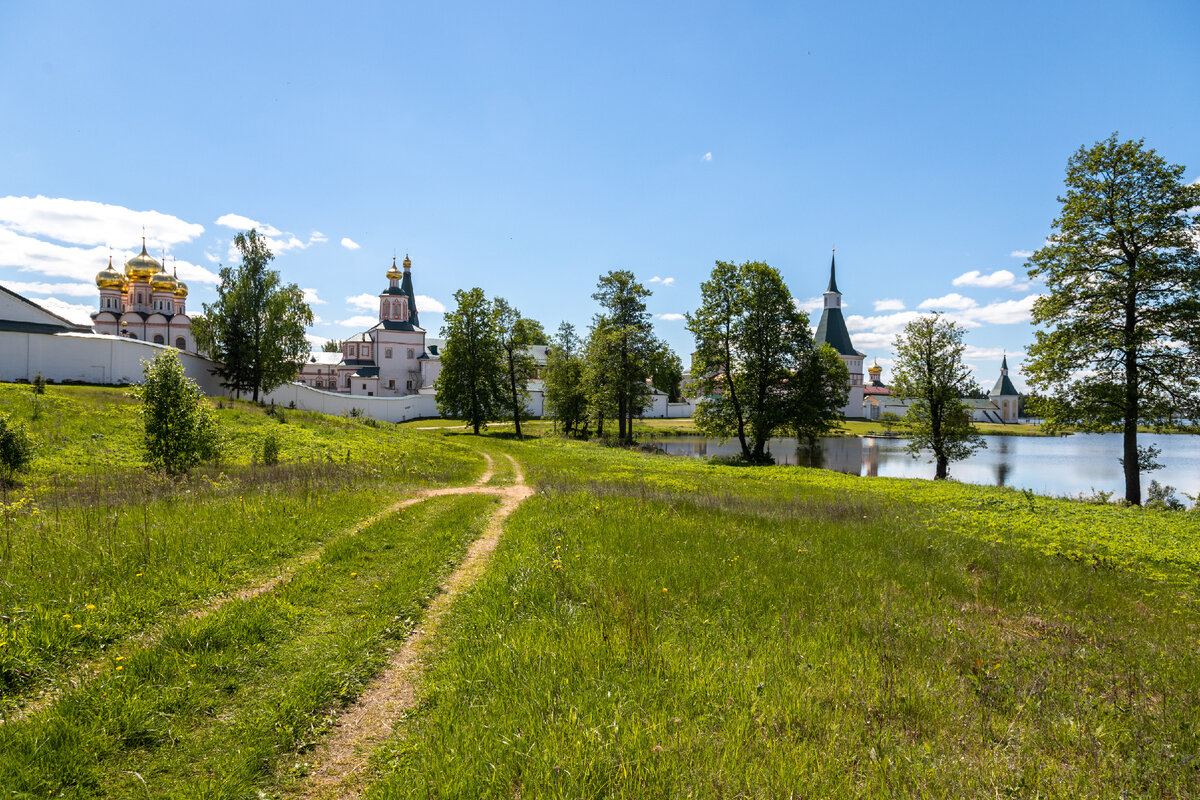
[433,271,682,443]
[433,264,853,458]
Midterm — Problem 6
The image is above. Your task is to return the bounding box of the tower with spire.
[813,250,866,418]
[989,353,1020,422]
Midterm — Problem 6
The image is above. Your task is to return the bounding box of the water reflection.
[646,432,1200,503]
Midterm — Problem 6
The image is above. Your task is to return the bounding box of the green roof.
[815,307,862,357]
[991,373,1019,396]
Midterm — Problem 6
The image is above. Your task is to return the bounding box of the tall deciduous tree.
[789,343,850,448]
[891,314,984,480]
[494,298,544,439]
[687,260,830,462]
[590,271,656,443]
[543,322,588,435]
[1025,134,1200,505]
[648,344,685,403]
[434,288,506,434]
[193,230,313,402]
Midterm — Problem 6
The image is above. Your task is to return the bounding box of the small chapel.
[91,239,193,350]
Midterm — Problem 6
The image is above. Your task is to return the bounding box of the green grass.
[364,435,1199,798]
[0,494,497,798]
[0,384,484,709]
[5,387,1200,797]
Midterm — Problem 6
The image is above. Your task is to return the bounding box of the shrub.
[1146,480,1184,511]
[261,430,281,466]
[0,413,34,486]
[31,372,46,395]
[135,351,222,475]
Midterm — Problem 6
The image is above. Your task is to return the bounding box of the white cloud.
[648,276,676,286]
[0,195,204,249]
[341,237,360,250]
[215,213,281,237]
[302,288,325,305]
[414,294,446,313]
[701,152,712,162]
[309,231,328,244]
[655,313,686,321]
[844,310,926,336]
[203,251,220,263]
[873,298,905,312]
[346,293,377,311]
[173,260,220,285]
[952,269,1016,289]
[794,296,824,313]
[960,294,1040,325]
[1009,250,1033,259]
[918,292,977,311]
[305,333,331,349]
[846,331,900,352]
[963,346,1025,360]
[335,315,377,328]
[1,280,97,297]
[31,296,95,325]
[310,315,324,325]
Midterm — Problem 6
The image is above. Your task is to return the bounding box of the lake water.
[645,432,1200,504]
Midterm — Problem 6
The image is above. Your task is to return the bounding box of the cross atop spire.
[826,250,840,294]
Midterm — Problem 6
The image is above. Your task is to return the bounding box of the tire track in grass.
[0,452,497,727]
[290,453,532,800]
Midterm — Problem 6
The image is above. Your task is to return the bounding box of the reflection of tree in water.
[994,436,1011,487]
[795,444,824,470]
[794,438,863,475]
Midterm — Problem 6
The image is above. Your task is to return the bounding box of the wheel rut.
[1,452,499,727]
[287,452,533,800]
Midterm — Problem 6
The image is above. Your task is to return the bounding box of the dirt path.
[1,453,499,727]
[288,452,532,800]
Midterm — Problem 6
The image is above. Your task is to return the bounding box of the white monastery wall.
[0,331,225,395]
[262,382,439,423]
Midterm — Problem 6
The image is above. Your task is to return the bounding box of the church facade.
[91,240,193,351]
[298,255,442,396]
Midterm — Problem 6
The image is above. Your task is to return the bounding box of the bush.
[265,401,287,423]
[261,430,281,466]
[135,351,222,475]
[1146,480,1185,511]
[0,413,34,486]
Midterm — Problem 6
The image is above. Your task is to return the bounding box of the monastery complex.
[0,241,1020,423]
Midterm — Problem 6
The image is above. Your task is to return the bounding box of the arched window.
[153,334,165,344]
[175,337,186,349]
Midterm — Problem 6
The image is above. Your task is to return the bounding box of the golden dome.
[125,239,162,279]
[174,275,189,298]
[386,257,403,280]
[95,255,125,289]
[868,359,882,376]
[403,254,411,269]
[150,268,178,292]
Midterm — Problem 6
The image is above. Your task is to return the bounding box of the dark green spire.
[826,251,839,294]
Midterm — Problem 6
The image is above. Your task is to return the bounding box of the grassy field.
[0,385,484,712]
[365,434,1199,798]
[3,387,1198,797]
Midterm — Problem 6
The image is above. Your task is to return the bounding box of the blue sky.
[2,1,1197,390]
